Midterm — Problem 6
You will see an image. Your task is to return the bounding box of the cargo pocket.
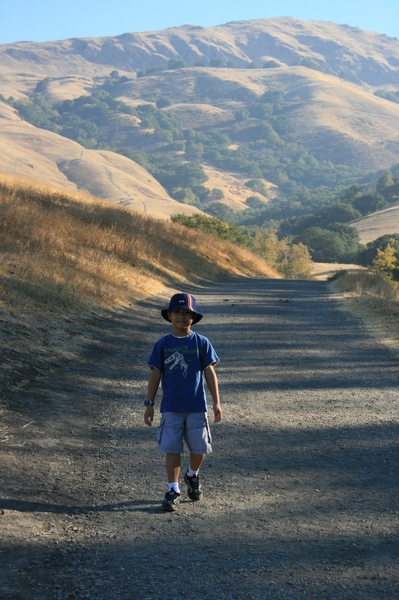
[204,417,212,445]
[157,417,165,446]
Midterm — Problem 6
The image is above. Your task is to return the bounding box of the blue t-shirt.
[147,331,219,413]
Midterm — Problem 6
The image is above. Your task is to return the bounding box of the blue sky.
[1,0,398,44]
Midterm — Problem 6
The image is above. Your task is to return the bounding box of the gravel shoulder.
[1,278,399,599]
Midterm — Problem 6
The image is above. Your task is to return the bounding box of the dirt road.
[1,278,399,599]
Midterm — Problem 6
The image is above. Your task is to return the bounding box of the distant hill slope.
[0,103,201,218]
[118,65,399,169]
[1,17,399,228]
[2,18,398,89]
[352,204,399,244]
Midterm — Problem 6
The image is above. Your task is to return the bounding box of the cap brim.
[161,309,171,322]
[161,309,203,324]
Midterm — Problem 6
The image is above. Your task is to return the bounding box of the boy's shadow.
[0,498,162,515]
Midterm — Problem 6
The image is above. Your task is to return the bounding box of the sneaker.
[184,472,203,501]
[161,489,181,512]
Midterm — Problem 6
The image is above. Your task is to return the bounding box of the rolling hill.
[1,17,399,238]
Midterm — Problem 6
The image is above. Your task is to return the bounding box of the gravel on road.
[1,278,399,599]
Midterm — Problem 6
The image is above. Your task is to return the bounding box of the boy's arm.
[204,364,222,423]
[144,367,161,427]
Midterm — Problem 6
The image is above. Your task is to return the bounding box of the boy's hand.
[144,406,154,426]
[213,404,222,423]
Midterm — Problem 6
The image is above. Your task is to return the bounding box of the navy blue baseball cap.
[161,293,203,324]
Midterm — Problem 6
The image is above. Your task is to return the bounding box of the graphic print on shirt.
[164,350,188,377]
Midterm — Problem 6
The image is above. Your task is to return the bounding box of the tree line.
[3,73,399,274]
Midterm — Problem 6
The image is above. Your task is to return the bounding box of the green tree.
[34,77,52,93]
[256,122,283,146]
[278,214,318,237]
[171,213,247,245]
[170,188,200,206]
[260,91,284,106]
[13,95,59,131]
[210,188,224,200]
[301,58,323,71]
[295,227,346,262]
[280,241,312,279]
[246,196,267,209]
[374,90,399,104]
[249,229,312,278]
[376,171,394,191]
[185,143,204,159]
[204,203,236,222]
[327,223,363,262]
[372,244,398,277]
[156,97,173,108]
[263,60,281,69]
[318,203,361,227]
[358,234,399,266]
[245,179,269,197]
[117,148,152,171]
[248,228,279,266]
[234,109,250,122]
[168,59,187,70]
[209,59,225,68]
[352,193,388,216]
[155,161,208,191]
[340,184,362,202]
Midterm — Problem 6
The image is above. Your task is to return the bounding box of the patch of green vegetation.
[171,214,312,278]
[374,89,399,104]
[7,74,399,267]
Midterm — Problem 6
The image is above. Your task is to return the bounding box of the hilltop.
[2,18,398,90]
[1,17,399,240]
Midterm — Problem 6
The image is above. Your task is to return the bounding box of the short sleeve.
[199,335,219,370]
[147,337,166,372]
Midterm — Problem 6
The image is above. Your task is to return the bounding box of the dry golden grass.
[311,262,365,280]
[201,165,276,212]
[330,269,399,353]
[352,203,399,244]
[331,269,399,302]
[0,103,201,219]
[0,174,278,394]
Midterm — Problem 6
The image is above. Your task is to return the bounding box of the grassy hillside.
[1,18,399,227]
[0,174,278,397]
[330,270,399,355]
[2,18,399,254]
[352,203,399,244]
[0,103,202,219]
[1,18,398,91]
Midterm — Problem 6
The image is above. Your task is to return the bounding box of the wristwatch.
[144,400,155,406]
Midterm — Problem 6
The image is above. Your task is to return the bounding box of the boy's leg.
[184,453,205,502]
[189,453,205,472]
[158,412,184,493]
[162,453,181,512]
[184,458,204,501]
[183,413,212,501]
[158,413,185,511]
[166,453,181,486]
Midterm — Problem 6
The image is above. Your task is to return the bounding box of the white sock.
[186,467,199,478]
[168,482,180,494]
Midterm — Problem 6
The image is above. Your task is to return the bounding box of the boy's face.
[168,309,195,336]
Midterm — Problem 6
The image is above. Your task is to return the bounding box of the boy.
[144,293,222,512]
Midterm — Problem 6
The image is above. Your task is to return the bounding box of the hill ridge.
[2,18,399,89]
[1,17,399,240]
